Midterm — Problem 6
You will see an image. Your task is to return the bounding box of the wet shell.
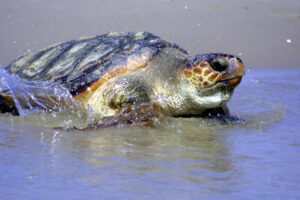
[5,32,188,96]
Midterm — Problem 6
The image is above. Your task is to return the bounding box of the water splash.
[0,67,78,116]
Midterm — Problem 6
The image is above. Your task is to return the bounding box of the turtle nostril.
[210,57,229,72]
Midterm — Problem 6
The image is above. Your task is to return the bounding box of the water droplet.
[250,79,259,84]
[40,132,44,143]
[50,131,59,153]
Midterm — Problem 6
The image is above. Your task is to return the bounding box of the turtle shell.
[5,32,188,96]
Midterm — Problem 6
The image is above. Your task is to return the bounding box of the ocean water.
[1,0,300,199]
[0,68,299,200]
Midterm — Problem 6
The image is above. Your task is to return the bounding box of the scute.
[5,32,188,95]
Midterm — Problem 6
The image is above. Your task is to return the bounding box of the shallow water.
[0,69,299,199]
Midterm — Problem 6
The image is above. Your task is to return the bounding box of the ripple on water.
[0,69,300,199]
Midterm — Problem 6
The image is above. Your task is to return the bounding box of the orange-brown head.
[183,53,244,92]
[179,53,245,111]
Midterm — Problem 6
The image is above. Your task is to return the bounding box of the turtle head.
[181,53,245,110]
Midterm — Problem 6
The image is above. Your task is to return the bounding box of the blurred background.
[0,0,299,69]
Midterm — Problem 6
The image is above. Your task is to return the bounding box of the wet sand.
[0,0,299,69]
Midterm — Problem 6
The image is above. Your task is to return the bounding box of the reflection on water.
[1,69,300,199]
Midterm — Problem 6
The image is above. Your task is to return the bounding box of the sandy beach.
[0,0,299,69]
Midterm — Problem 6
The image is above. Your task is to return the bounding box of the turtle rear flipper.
[0,88,75,115]
[0,89,50,115]
[0,91,18,114]
[0,66,77,115]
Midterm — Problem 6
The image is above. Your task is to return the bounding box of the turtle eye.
[210,57,229,72]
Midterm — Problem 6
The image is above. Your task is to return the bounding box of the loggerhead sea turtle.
[0,31,244,126]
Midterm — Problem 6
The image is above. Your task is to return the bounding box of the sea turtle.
[0,31,244,127]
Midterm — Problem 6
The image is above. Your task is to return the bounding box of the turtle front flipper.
[93,103,163,128]
[82,76,164,127]
[200,104,243,124]
[64,102,163,130]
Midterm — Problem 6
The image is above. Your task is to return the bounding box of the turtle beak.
[220,57,245,88]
